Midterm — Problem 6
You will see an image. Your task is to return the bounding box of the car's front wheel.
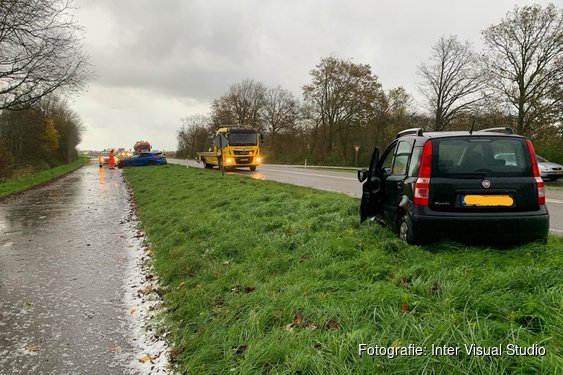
[399,214,421,245]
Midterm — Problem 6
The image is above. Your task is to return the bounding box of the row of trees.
[177,4,562,166]
[0,0,89,179]
[0,96,83,178]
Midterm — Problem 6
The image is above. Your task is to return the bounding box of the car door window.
[379,143,397,174]
[392,141,411,175]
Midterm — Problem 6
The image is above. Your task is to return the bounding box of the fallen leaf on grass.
[142,285,153,295]
[230,285,241,293]
[138,353,160,363]
[243,286,255,293]
[400,303,410,313]
[176,282,185,289]
[291,312,303,328]
[326,319,339,330]
[234,344,248,355]
[306,321,320,330]
[399,277,411,288]
[24,345,40,353]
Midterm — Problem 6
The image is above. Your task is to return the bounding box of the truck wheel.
[399,214,420,245]
[249,166,257,171]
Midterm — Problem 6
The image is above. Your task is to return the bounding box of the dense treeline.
[177,4,562,166]
[0,96,83,179]
[0,0,89,179]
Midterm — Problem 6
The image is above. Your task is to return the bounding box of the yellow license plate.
[462,195,514,207]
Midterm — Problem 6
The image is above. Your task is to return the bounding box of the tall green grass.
[0,157,90,199]
[125,164,562,374]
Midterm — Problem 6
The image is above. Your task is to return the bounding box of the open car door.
[359,147,382,222]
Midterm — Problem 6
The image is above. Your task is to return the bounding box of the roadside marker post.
[353,144,360,167]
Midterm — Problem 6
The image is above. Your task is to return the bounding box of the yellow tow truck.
[196,127,263,171]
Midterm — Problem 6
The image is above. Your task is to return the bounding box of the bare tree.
[482,4,563,136]
[210,79,267,130]
[418,35,486,131]
[0,0,90,110]
[378,87,417,144]
[210,96,236,129]
[177,115,211,158]
[260,86,300,141]
[303,56,384,163]
[228,79,266,129]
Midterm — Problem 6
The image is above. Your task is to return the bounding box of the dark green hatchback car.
[358,127,549,244]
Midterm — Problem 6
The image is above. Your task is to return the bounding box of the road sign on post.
[353,144,360,167]
[213,133,229,150]
[213,133,230,177]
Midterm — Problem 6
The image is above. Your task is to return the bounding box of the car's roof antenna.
[469,118,476,135]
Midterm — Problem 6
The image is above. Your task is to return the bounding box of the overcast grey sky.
[73,0,554,151]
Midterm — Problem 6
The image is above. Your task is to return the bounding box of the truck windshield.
[228,133,257,146]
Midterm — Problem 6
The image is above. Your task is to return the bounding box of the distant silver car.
[536,155,563,181]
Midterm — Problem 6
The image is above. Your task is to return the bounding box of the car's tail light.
[526,139,545,206]
[414,140,433,206]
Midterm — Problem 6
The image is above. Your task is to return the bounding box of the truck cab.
[197,128,263,171]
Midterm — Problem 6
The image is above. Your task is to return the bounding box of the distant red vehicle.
[133,140,151,154]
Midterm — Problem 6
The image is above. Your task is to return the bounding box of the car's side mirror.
[358,168,369,182]
[382,167,392,176]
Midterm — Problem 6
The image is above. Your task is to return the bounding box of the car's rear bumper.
[411,208,549,243]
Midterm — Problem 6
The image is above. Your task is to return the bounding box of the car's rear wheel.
[399,214,420,245]
[249,166,256,171]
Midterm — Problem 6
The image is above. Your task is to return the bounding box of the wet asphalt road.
[0,162,137,374]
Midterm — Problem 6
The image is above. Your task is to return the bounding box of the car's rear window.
[433,137,531,177]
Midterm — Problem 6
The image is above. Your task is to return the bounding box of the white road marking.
[546,198,563,204]
[259,167,357,181]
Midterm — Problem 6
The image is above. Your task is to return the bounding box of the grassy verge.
[545,181,563,191]
[125,164,562,374]
[0,157,90,199]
